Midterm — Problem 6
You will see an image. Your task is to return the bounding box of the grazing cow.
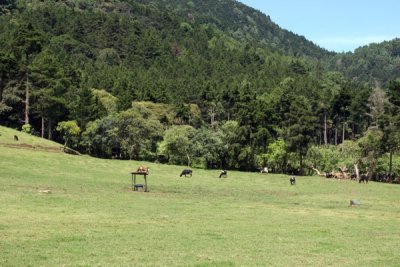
[14,135,19,141]
[219,170,227,178]
[260,167,268,174]
[359,174,368,184]
[325,172,334,178]
[137,166,149,174]
[180,169,192,177]
[290,176,296,185]
[377,173,390,183]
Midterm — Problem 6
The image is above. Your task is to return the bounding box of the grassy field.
[1,126,400,266]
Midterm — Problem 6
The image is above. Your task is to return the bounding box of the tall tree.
[0,51,16,103]
[358,127,383,180]
[70,87,106,129]
[367,88,389,127]
[10,21,44,125]
[30,49,67,138]
[381,80,400,180]
[331,87,351,144]
[282,95,317,174]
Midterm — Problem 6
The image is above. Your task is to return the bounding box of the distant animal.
[377,173,390,182]
[180,169,192,177]
[325,172,334,178]
[350,173,357,180]
[334,172,344,179]
[290,176,296,185]
[359,174,369,184]
[219,170,227,178]
[260,167,268,174]
[14,135,19,141]
[137,166,149,174]
[349,199,361,206]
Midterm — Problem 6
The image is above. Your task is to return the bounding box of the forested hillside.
[134,0,332,58]
[0,0,399,180]
[325,39,400,87]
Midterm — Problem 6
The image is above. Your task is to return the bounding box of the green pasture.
[1,126,399,266]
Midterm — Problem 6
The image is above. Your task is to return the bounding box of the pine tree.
[282,95,317,174]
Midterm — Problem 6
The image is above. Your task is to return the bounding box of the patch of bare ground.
[0,142,63,153]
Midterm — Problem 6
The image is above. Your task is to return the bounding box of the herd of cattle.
[136,165,375,185]
[179,169,227,178]
[324,172,369,183]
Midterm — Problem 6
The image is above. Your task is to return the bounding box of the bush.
[21,124,33,134]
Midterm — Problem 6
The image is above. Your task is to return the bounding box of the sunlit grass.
[1,127,400,266]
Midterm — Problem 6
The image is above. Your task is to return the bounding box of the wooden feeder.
[131,171,149,192]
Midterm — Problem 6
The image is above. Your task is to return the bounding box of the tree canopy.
[0,0,399,179]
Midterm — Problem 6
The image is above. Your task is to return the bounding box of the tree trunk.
[342,122,345,143]
[354,161,360,180]
[324,113,328,146]
[299,153,303,175]
[185,149,191,167]
[41,117,45,138]
[48,119,53,140]
[24,71,30,125]
[0,77,3,102]
[368,153,377,181]
[311,166,324,176]
[339,166,349,179]
[129,145,134,160]
[335,127,338,145]
[63,137,69,151]
[210,106,215,128]
[388,151,393,181]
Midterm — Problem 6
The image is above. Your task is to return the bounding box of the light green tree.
[56,120,80,151]
[117,108,163,160]
[158,125,195,166]
[265,139,287,173]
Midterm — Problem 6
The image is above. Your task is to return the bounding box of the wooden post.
[24,71,30,125]
[134,174,136,190]
[144,174,148,192]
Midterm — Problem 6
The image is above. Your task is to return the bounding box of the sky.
[239,0,400,52]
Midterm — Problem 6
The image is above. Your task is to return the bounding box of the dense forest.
[0,0,399,181]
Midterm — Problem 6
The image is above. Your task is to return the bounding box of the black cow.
[290,176,296,185]
[180,169,192,177]
[325,172,334,178]
[219,170,227,178]
[14,135,19,141]
[359,174,369,183]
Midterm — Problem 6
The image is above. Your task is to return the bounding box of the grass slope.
[1,127,400,266]
[0,126,62,152]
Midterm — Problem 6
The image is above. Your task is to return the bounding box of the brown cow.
[334,172,344,179]
[137,166,149,174]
